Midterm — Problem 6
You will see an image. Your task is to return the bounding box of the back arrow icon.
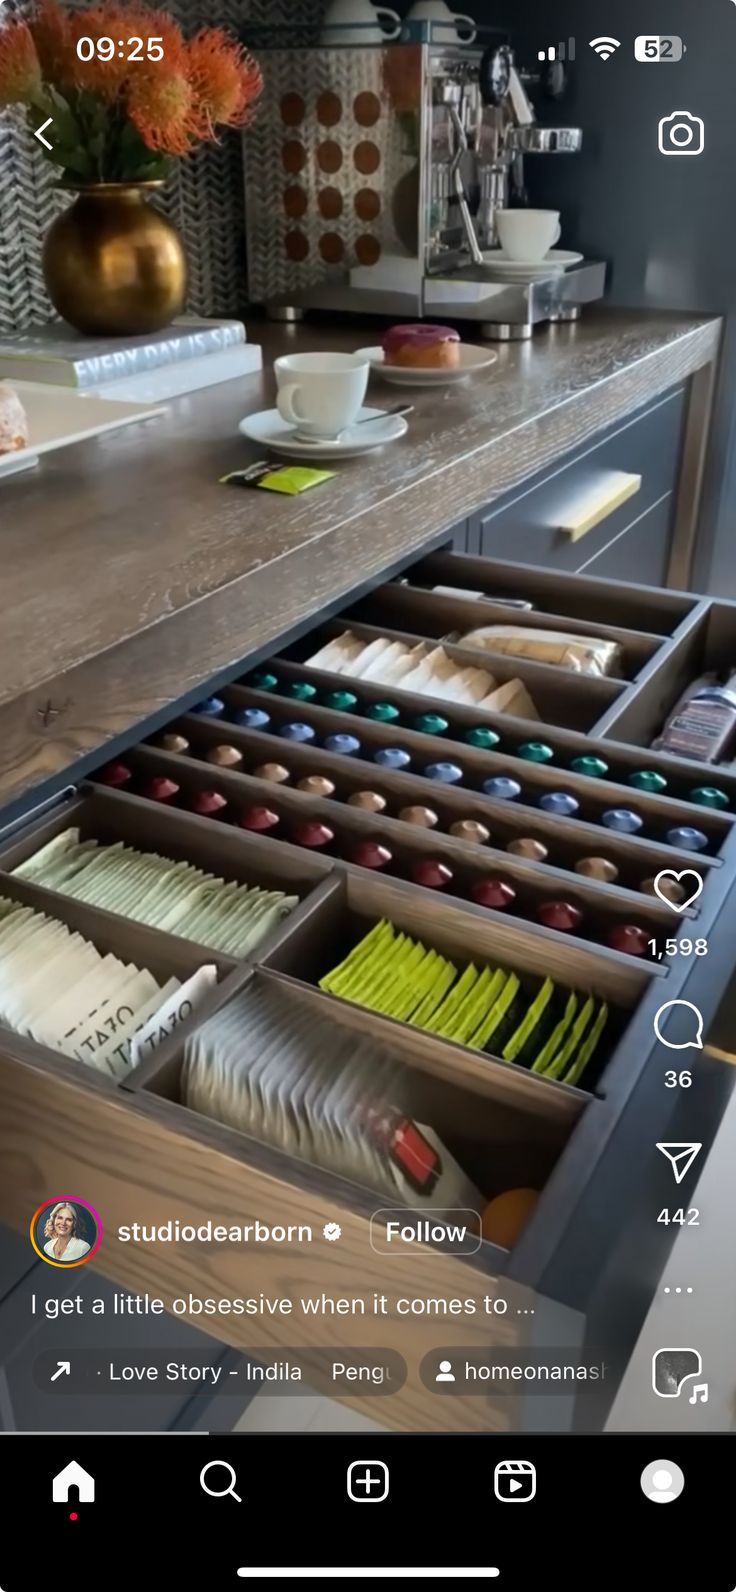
[34,117,53,150]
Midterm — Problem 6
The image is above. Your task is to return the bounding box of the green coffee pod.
[627,769,667,794]
[517,742,554,764]
[570,756,609,779]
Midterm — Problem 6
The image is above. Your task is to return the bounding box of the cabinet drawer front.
[576,494,673,587]
[473,389,685,574]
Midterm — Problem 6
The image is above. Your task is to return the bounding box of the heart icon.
[653,869,704,913]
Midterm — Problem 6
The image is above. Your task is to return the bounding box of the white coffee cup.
[275,351,370,438]
[495,209,561,263]
[321,0,401,45]
[402,0,476,43]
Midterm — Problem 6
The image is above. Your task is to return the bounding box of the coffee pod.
[239,805,280,832]
[411,859,453,890]
[463,726,501,750]
[424,761,464,784]
[291,821,335,849]
[229,707,270,730]
[641,875,684,904]
[507,836,548,862]
[364,701,400,723]
[570,755,609,779]
[413,713,449,736]
[374,747,411,770]
[400,805,440,828]
[689,786,729,810]
[247,671,279,692]
[627,769,667,793]
[206,744,244,768]
[517,742,554,764]
[190,695,225,717]
[471,878,516,910]
[96,761,132,788]
[141,775,179,803]
[157,733,190,755]
[278,722,317,743]
[601,808,643,835]
[254,762,291,784]
[347,840,393,870]
[666,825,708,852]
[539,792,579,817]
[296,774,336,798]
[537,900,583,933]
[450,819,490,845]
[322,689,359,713]
[323,732,361,756]
[189,790,228,817]
[575,856,619,883]
[347,790,387,813]
[482,776,521,801]
[607,924,650,957]
[282,681,317,702]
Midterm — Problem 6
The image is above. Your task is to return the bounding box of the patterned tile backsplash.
[0,0,322,332]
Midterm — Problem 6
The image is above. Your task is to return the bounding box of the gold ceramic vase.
[42,182,188,337]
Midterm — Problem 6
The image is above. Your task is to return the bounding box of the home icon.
[52,1460,95,1503]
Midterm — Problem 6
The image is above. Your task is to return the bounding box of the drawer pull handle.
[557,471,642,542]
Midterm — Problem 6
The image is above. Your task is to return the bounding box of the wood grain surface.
[0,310,721,810]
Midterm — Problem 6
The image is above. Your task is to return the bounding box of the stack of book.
[0,317,262,402]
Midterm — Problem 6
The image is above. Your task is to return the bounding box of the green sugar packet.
[221,461,337,495]
[469,972,521,1051]
[440,967,504,1044]
[532,993,578,1074]
[545,995,595,1081]
[502,977,555,1064]
[563,1002,609,1088]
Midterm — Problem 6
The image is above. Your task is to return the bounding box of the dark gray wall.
[482,0,736,593]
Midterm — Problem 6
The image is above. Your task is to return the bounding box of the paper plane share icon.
[656,1143,703,1184]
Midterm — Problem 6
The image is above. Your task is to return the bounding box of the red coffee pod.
[291,820,335,849]
[254,762,291,784]
[537,900,583,932]
[96,761,132,788]
[141,775,179,803]
[411,859,453,890]
[239,805,280,832]
[188,790,228,817]
[607,924,651,957]
[347,840,393,870]
[450,819,491,845]
[471,878,516,910]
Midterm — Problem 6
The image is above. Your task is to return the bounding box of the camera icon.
[658,111,705,156]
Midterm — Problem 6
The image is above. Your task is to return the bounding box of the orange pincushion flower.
[187,27,262,136]
[127,64,196,154]
[28,0,74,88]
[0,21,43,107]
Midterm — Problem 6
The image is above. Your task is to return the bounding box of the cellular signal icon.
[589,36,621,60]
[538,37,576,62]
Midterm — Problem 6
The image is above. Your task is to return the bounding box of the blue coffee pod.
[373,746,411,770]
[666,825,709,852]
[324,732,361,756]
[278,721,317,743]
[191,695,225,717]
[424,761,464,784]
[538,791,579,817]
[482,776,522,801]
[230,706,270,730]
[602,808,644,835]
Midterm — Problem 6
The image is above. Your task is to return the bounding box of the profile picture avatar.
[30,1197,102,1267]
[658,111,705,156]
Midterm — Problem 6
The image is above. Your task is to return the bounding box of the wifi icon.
[589,36,621,59]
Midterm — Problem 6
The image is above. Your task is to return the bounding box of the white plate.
[0,379,165,478]
[480,249,584,282]
[355,343,498,386]
[238,405,409,460]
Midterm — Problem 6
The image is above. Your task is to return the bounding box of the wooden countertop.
[0,307,721,814]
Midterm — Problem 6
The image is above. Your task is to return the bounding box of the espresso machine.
[243,37,605,339]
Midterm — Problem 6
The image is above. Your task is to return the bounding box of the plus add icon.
[347,1460,389,1503]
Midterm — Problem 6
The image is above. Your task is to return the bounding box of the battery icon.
[635,35,686,61]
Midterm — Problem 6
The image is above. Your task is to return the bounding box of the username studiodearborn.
[117,1220,314,1243]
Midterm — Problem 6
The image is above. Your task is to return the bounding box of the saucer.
[481,249,583,282]
[239,406,408,460]
[355,344,498,387]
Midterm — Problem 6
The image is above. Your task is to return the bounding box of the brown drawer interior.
[597,603,736,770]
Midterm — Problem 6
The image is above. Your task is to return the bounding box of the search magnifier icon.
[200,1461,242,1502]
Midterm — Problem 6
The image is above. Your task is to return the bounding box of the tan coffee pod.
[641,874,685,904]
[507,837,548,862]
[254,762,291,784]
[206,744,244,768]
[158,732,190,754]
[297,775,336,798]
[450,819,491,845]
[347,790,387,813]
[400,805,440,828]
[575,856,619,883]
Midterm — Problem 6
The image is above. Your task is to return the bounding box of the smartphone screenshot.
[0,0,734,1584]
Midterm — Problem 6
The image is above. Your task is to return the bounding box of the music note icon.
[688,1381,709,1404]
